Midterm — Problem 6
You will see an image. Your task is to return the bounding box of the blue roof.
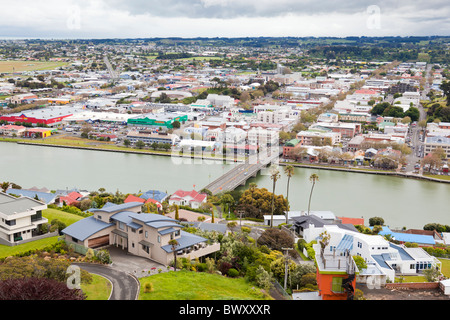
[161,230,207,253]
[6,189,56,204]
[140,190,168,202]
[90,202,142,213]
[372,226,435,245]
[159,227,177,235]
[62,216,113,241]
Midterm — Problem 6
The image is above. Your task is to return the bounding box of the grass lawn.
[423,174,450,181]
[439,258,450,277]
[0,60,67,74]
[43,208,85,226]
[0,236,60,259]
[81,273,112,300]
[139,270,272,300]
[397,275,427,283]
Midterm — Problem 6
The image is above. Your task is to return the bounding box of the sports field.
[0,60,68,74]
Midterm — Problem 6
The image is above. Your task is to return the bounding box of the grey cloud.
[105,0,450,19]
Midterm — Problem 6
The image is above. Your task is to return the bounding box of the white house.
[169,190,208,209]
[299,224,441,284]
[0,192,48,245]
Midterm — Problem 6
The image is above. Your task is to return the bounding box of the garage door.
[88,235,110,248]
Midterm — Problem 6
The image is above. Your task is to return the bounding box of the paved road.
[205,149,282,194]
[74,262,140,300]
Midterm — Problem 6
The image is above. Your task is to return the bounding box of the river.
[1,142,449,229]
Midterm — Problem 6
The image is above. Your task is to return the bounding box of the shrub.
[218,261,232,275]
[205,258,216,273]
[143,282,154,293]
[0,277,86,300]
[227,268,239,278]
[196,263,207,272]
[95,249,112,264]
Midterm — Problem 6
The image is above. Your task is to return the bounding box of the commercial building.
[424,136,450,160]
[0,106,79,127]
[126,130,179,145]
[127,113,188,129]
[296,130,341,146]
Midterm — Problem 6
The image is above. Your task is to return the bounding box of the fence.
[65,239,98,256]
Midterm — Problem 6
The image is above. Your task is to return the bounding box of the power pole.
[282,247,293,291]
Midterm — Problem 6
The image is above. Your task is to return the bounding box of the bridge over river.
[203,148,282,195]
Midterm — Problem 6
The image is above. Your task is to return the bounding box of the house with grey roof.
[0,192,48,245]
[62,202,220,265]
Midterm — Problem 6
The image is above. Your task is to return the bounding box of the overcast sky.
[1,0,449,39]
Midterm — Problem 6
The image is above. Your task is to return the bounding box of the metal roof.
[0,195,45,216]
[161,230,207,253]
[61,216,114,241]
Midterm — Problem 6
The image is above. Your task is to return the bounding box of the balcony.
[314,245,358,275]
[176,242,220,259]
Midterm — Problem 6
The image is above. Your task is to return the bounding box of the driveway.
[73,262,140,300]
[107,245,168,278]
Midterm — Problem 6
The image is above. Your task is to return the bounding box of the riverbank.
[0,138,246,163]
[279,162,450,184]
[2,137,449,184]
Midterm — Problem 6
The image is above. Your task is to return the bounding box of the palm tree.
[270,166,281,228]
[168,239,179,271]
[307,173,319,215]
[284,165,294,223]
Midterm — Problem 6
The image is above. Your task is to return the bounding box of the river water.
[1,142,449,229]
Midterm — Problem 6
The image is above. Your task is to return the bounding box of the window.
[158,236,161,243]
[97,215,102,220]
[331,277,344,293]
[118,222,125,230]
[145,231,148,238]
[5,219,16,226]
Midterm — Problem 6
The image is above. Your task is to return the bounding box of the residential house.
[124,194,162,211]
[169,190,207,209]
[300,224,441,288]
[0,192,48,245]
[6,188,56,205]
[140,190,168,203]
[61,202,220,265]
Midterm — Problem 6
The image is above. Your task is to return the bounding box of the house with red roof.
[58,191,83,206]
[124,194,162,210]
[168,190,207,209]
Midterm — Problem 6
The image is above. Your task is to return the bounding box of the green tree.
[369,217,385,226]
[136,140,145,149]
[123,139,131,147]
[440,80,450,105]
